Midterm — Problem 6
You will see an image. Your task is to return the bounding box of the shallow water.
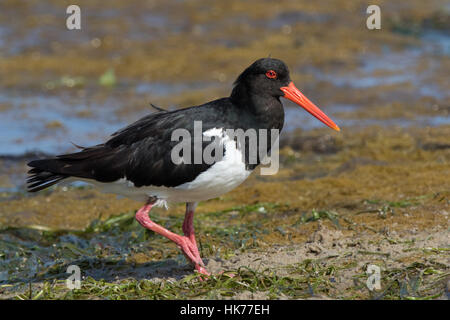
[0,2,448,156]
[0,92,120,155]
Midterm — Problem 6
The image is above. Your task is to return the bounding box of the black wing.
[27,98,236,191]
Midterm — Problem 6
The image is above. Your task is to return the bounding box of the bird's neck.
[230,83,284,131]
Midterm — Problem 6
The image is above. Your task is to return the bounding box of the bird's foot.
[195,265,211,278]
[217,270,235,278]
[194,269,236,282]
[176,235,208,272]
[135,201,211,276]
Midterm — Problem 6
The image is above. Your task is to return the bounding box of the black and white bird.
[27,58,340,275]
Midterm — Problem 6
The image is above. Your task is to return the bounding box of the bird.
[27,58,340,275]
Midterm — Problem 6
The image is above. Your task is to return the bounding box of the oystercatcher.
[27,58,339,275]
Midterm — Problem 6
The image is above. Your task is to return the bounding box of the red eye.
[265,70,277,79]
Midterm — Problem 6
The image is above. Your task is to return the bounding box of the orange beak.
[281,82,340,131]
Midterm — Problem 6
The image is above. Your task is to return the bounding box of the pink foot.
[135,202,211,275]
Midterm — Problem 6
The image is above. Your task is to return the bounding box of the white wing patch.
[203,127,224,138]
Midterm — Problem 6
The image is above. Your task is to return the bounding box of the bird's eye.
[265,70,277,79]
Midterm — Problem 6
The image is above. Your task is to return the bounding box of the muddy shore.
[0,0,448,299]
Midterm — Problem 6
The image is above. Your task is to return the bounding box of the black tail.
[27,159,68,192]
[27,144,128,192]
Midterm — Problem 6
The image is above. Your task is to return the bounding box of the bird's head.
[234,58,340,131]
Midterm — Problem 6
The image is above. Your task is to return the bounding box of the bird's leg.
[135,200,209,275]
[182,202,209,275]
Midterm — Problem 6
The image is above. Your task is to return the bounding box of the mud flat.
[0,125,448,299]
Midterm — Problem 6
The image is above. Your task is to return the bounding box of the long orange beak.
[281,82,340,131]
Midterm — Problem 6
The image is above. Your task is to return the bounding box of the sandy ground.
[103,222,449,299]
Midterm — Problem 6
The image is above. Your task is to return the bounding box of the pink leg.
[135,201,209,275]
[182,203,209,275]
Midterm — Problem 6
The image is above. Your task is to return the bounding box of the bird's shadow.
[3,256,207,286]
[0,219,212,288]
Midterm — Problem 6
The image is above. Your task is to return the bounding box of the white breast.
[170,128,251,202]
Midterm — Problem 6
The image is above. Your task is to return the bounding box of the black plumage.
[27,58,290,192]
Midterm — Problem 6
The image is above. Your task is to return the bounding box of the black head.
[233,58,291,98]
[232,58,340,131]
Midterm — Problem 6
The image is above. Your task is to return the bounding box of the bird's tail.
[27,144,126,192]
[27,159,68,192]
